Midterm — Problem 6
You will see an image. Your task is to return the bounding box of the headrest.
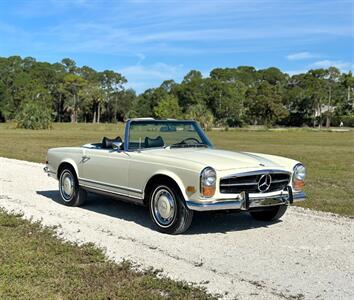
[102,136,122,149]
[144,136,164,148]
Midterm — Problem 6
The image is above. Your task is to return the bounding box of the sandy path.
[0,157,353,299]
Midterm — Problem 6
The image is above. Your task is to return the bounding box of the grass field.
[0,122,353,216]
[0,210,214,299]
[0,123,353,298]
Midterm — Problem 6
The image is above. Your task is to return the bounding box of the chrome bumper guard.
[186,187,305,212]
[43,166,56,178]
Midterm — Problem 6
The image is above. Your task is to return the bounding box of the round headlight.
[200,167,216,197]
[293,164,306,181]
[293,164,306,191]
[201,167,216,186]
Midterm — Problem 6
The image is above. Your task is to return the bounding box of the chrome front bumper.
[186,188,305,212]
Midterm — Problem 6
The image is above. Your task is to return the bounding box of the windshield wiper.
[169,143,208,149]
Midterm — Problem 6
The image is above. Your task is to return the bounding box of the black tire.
[59,166,87,207]
[249,205,288,221]
[148,183,193,234]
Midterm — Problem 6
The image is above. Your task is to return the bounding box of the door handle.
[81,155,90,163]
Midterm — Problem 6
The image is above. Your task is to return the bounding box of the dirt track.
[0,157,353,299]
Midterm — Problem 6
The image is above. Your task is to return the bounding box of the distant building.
[314,104,336,117]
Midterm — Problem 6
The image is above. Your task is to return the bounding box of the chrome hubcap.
[60,172,74,201]
[153,188,176,226]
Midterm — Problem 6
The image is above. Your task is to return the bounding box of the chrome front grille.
[220,172,290,194]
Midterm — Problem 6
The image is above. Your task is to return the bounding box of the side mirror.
[112,142,123,151]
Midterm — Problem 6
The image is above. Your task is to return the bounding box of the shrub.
[153,95,182,119]
[16,101,52,129]
[342,115,354,127]
[185,104,214,131]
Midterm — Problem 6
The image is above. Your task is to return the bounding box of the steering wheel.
[180,137,201,144]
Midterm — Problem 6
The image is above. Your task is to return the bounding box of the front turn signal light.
[293,179,305,191]
[202,186,216,197]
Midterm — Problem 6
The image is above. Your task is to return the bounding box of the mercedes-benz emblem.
[257,174,272,192]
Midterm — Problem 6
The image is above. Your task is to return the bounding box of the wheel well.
[143,175,185,206]
[57,162,77,180]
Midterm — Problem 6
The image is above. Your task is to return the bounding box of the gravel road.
[0,157,353,300]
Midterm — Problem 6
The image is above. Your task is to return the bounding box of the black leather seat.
[102,136,122,149]
[144,136,164,148]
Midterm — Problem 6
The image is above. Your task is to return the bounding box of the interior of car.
[102,136,122,149]
[87,136,123,150]
[128,135,165,150]
[86,135,166,150]
[144,136,164,148]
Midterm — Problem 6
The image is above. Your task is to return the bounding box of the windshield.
[127,120,212,150]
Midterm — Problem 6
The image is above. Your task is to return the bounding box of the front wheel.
[249,205,288,221]
[149,184,193,234]
[59,167,87,207]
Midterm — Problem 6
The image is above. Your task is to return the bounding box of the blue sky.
[0,0,353,93]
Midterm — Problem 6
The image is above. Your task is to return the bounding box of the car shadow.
[36,190,281,234]
[187,211,281,235]
[36,190,154,230]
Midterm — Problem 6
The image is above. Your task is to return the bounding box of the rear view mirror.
[160,125,177,132]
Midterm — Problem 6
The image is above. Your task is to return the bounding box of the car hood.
[154,148,296,171]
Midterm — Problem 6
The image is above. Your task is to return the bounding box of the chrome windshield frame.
[124,119,213,152]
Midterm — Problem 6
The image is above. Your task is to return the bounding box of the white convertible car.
[44,118,306,234]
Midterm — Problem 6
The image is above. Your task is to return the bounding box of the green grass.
[210,130,354,216]
[1,122,353,216]
[0,210,215,299]
[0,122,126,163]
[0,123,354,216]
[208,128,354,217]
[0,123,352,298]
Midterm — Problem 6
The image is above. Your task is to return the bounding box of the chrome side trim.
[221,169,291,180]
[78,178,143,194]
[79,184,144,200]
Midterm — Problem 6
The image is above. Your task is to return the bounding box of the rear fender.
[57,158,80,179]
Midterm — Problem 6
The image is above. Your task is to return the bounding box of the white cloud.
[285,60,354,75]
[136,53,146,64]
[118,63,185,93]
[201,70,210,78]
[284,69,308,76]
[131,26,352,44]
[310,60,353,71]
[286,52,314,61]
[120,63,183,80]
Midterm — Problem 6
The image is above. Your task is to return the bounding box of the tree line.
[0,55,353,129]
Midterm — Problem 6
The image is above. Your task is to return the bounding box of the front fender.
[143,169,191,201]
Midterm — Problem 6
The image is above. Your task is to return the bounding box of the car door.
[79,148,134,198]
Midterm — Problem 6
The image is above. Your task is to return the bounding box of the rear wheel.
[59,167,87,207]
[149,184,193,234]
[249,205,288,221]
